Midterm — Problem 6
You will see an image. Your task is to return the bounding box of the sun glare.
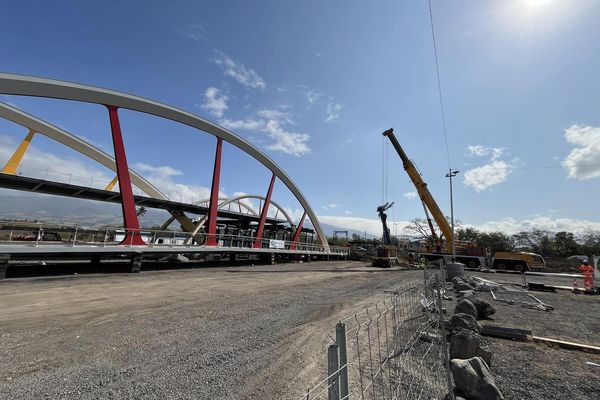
[522,0,553,8]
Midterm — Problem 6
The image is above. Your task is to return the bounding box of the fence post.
[336,323,349,399]
[435,274,455,400]
[328,344,340,400]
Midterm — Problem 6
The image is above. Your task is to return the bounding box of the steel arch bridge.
[0,73,336,261]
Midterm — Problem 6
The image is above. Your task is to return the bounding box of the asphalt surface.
[0,261,416,399]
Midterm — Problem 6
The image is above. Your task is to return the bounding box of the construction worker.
[579,260,595,292]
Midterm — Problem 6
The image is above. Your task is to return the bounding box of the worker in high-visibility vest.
[579,260,595,292]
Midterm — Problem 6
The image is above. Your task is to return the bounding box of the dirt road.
[0,261,416,399]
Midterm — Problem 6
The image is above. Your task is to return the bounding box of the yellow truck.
[493,252,546,272]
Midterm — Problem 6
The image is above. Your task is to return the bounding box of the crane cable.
[428,0,452,169]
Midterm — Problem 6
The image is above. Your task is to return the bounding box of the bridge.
[0,73,348,277]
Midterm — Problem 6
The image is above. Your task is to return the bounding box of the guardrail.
[0,222,350,255]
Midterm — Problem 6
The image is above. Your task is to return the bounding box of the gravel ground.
[1,264,598,400]
[0,261,417,399]
[457,271,600,400]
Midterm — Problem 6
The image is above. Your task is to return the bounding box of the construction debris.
[527,282,557,292]
[490,290,554,311]
[481,325,532,342]
[532,336,600,354]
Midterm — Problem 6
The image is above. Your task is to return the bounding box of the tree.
[405,218,444,243]
[456,227,480,243]
[579,230,600,255]
[136,206,147,218]
[513,229,553,256]
[553,231,579,257]
[477,231,514,253]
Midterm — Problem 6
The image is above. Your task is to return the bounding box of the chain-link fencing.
[302,269,453,400]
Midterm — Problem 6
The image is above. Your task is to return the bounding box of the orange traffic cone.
[572,279,581,294]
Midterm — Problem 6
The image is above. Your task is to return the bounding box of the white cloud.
[222,109,311,157]
[325,102,343,122]
[306,90,323,105]
[180,22,206,41]
[476,216,600,235]
[344,210,353,215]
[463,144,513,192]
[561,125,600,180]
[403,191,417,200]
[220,118,264,131]
[257,109,293,124]
[210,51,266,90]
[318,215,411,236]
[134,162,226,203]
[463,160,511,192]
[467,145,504,160]
[263,119,311,157]
[322,203,340,210]
[201,87,229,118]
[319,211,600,238]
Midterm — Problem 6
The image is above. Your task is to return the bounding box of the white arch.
[0,73,329,250]
[0,102,166,199]
[161,194,295,232]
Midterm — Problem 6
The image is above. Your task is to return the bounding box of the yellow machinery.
[493,252,546,271]
[383,128,546,271]
[383,128,453,252]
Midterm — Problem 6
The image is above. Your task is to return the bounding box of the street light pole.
[445,169,460,262]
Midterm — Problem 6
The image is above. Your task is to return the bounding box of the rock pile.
[445,275,503,400]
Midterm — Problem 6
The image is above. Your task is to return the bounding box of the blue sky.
[1,0,600,235]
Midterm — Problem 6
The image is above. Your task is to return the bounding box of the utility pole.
[445,169,459,261]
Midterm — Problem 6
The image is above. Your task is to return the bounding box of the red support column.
[106,105,145,246]
[253,173,276,249]
[290,211,307,251]
[206,137,223,246]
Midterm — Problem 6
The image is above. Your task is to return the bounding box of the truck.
[382,128,545,272]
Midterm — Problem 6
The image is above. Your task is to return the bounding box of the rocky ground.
[451,271,600,400]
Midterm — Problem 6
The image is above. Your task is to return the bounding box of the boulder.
[470,297,496,319]
[457,289,475,298]
[450,357,504,400]
[448,313,482,334]
[454,299,478,319]
[449,329,493,366]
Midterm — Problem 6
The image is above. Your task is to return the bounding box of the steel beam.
[105,175,118,191]
[290,211,307,251]
[206,137,223,246]
[106,106,144,246]
[253,174,275,249]
[2,129,34,174]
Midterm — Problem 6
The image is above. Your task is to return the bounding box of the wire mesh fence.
[303,269,453,400]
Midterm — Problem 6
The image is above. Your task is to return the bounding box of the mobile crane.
[382,128,546,271]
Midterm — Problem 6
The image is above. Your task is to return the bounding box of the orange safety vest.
[579,265,594,276]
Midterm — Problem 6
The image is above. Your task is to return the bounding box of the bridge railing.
[0,222,349,255]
